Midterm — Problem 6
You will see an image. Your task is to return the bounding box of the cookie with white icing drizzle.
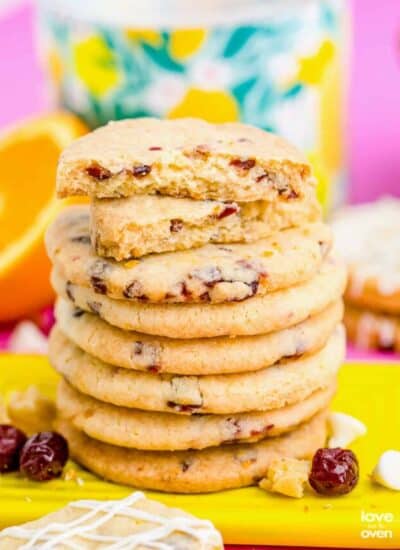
[0,492,223,549]
[344,304,400,352]
[332,197,400,313]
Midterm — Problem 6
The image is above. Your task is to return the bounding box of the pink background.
[0,0,400,201]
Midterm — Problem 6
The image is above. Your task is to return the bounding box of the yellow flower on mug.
[167,88,239,123]
[307,151,330,214]
[125,30,162,47]
[169,29,207,60]
[73,36,121,97]
[297,40,335,85]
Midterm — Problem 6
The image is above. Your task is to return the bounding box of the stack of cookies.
[333,198,400,353]
[46,118,347,493]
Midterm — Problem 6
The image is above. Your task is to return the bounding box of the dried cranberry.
[123,280,144,299]
[72,308,85,318]
[256,172,269,183]
[193,145,210,158]
[71,235,91,245]
[0,425,27,473]
[229,158,256,170]
[181,459,192,472]
[170,219,183,233]
[166,402,202,413]
[148,146,162,151]
[87,301,101,314]
[147,365,161,373]
[65,281,74,302]
[86,163,112,180]
[217,204,239,219]
[132,165,151,178]
[309,448,359,496]
[20,432,69,481]
[91,276,107,295]
[133,341,144,355]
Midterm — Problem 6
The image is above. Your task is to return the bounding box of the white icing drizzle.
[332,197,400,296]
[0,492,222,549]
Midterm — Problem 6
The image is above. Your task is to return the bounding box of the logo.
[360,510,394,540]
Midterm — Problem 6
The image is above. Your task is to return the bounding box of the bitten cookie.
[55,411,327,493]
[51,256,347,338]
[55,298,343,375]
[56,118,313,202]
[332,197,400,314]
[49,326,344,415]
[57,378,336,451]
[46,206,331,304]
[91,191,321,260]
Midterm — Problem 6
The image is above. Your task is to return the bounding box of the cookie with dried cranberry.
[91,190,321,260]
[57,378,335,451]
[332,198,400,314]
[344,304,400,352]
[49,326,344,415]
[55,298,343,375]
[51,257,347,339]
[46,206,331,304]
[55,411,327,493]
[56,118,313,202]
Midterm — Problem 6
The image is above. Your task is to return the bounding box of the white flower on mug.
[189,59,232,90]
[145,75,186,114]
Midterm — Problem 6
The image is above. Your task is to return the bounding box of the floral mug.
[37,0,348,212]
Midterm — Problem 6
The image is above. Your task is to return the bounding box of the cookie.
[57,378,336,451]
[55,298,343,375]
[56,118,313,202]
[91,191,321,260]
[46,206,331,304]
[0,492,223,549]
[55,411,327,493]
[332,197,400,313]
[49,326,344,415]
[51,256,347,338]
[344,304,400,352]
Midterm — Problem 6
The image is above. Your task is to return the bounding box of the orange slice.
[0,112,88,322]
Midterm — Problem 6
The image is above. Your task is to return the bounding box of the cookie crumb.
[259,457,310,498]
[7,386,56,435]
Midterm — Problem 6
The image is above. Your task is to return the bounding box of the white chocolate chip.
[328,412,367,448]
[8,321,48,355]
[372,450,400,491]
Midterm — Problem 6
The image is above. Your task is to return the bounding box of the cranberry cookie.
[57,118,313,202]
[57,378,335,451]
[55,298,343,375]
[91,191,320,260]
[49,326,344,415]
[55,411,327,493]
[51,257,347,338]
[332,197,400,314]
[344,304,400,352]
[46,206,331,304]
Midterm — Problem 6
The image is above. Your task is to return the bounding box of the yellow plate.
[0,354,399,548]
